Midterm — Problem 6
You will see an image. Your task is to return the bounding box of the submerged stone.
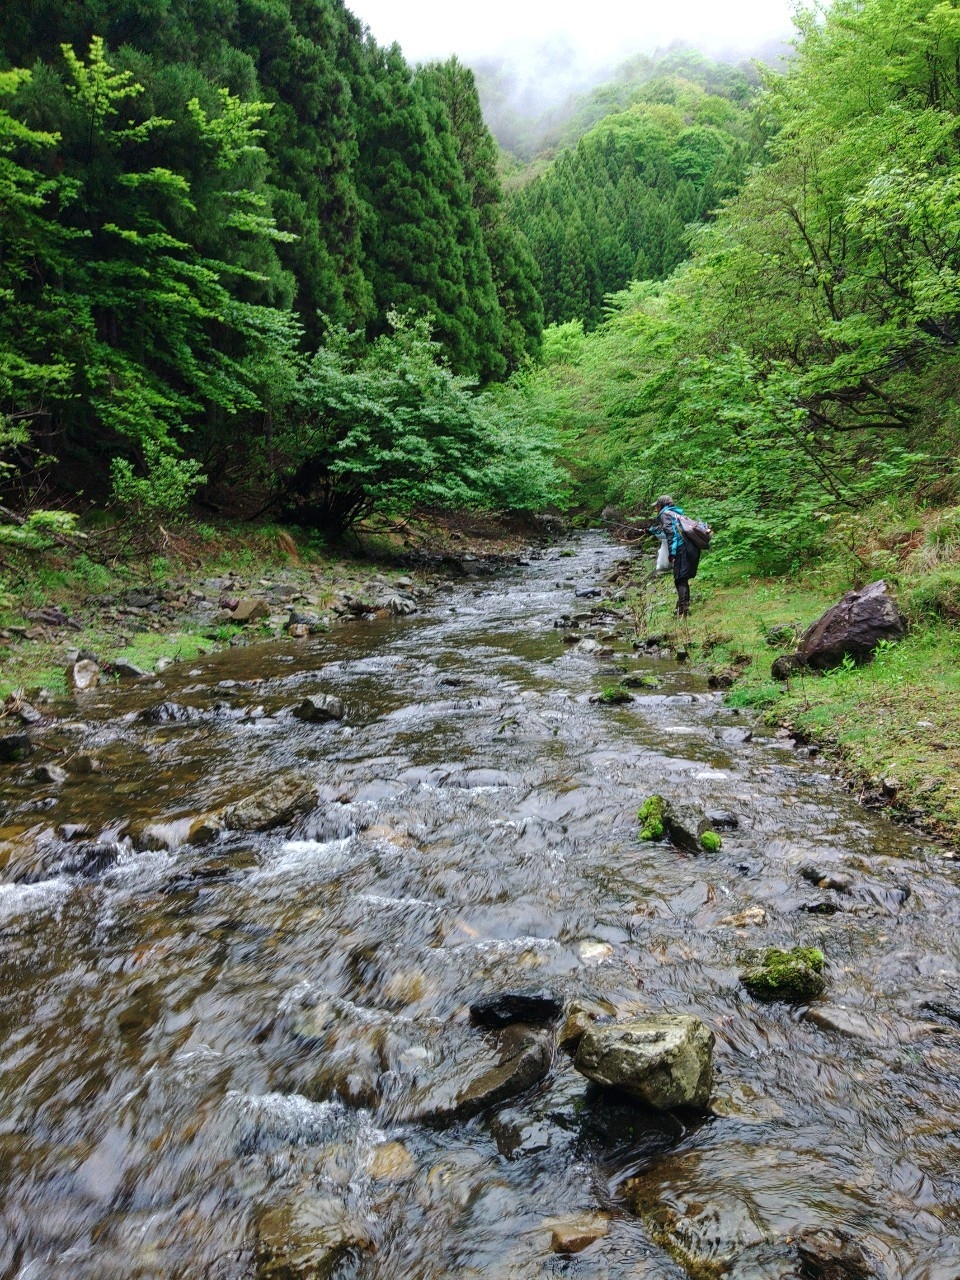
[469,989,562,1027]
[256,1195,373,1280]
[741,947,825,1002]
[413,1023,553,1126]
[547,1214,610,1254]
[367,1141,415,1184]
[574,1013,714,1110]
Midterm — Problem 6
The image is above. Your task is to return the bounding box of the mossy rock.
[638,795,668,841]
[597,684,633,705]
[741,947,825,1002]
[700,830,722,853]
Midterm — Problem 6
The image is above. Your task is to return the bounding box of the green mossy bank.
[615,505,960,845]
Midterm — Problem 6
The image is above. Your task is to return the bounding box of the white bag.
[656,540,670,573]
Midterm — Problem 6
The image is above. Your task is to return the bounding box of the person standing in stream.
[654,494,700,617]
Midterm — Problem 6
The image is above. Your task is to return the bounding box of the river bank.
[0,511,543,704]
[614,545,960,846]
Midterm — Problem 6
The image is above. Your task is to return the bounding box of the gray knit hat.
[654,494,674,511]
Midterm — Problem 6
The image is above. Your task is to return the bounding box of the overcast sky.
[343,0,797,66]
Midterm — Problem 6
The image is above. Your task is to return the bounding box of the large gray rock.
[221,776,316,831]
[574,1014,714,1110]
[798,579,906,669]
[67,659,100,691]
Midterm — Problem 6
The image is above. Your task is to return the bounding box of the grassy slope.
[619,524,960,842]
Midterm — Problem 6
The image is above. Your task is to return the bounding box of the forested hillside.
[519,0,960,585]
[505,54,759,327]
[0,2,555,528]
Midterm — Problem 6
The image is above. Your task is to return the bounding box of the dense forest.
[0,0,558,530]
[506,53,759,327]
[3,0,960,590]
[513,0,960,589]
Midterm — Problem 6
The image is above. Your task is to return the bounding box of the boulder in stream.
[740,947,825,1002]
[637,795,704,853]
[221,776,316,832]
[0,734,33,763]
[138,701,199,725]
[573,1013,714,1110]
[547,1213,611,1254]
[798,579,906,669]
[33,763,67,785]
[415,1022,553,1125]
[292,694,344,724]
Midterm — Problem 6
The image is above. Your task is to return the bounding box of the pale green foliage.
[277,312,567,531]
[0,509,79,549]
[516,0,960,572]
[111,441,205,517]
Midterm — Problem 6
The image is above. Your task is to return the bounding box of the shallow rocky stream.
[1,534,960,1279]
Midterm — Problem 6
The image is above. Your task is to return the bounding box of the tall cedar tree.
[418,57,543,369]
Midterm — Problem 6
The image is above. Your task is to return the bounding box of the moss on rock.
[638,795,668,840]
[741,947,825,1002]
[700,830,722,852]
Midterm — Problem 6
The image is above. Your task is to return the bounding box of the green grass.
[660,568,960,839]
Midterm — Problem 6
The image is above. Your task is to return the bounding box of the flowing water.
[1,534,960,1279]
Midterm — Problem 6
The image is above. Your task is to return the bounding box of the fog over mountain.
[345,1,795,154]
[344,0,795,66]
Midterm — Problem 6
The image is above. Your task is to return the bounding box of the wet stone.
[292,694,345,723]
[367,1141,415,1184]
[412,1023,553,1126]
[547,1214,611,1254]
[804,1005,884,1042]
[69,754,101,775]
[33,764,67,785]
[57,842,124,878]
[717,727,753,745]
[221,776,316,832]
[138,701,200,725]
[574,1014,714,1110]
[703,808,739,831]
[489,1109,557,1159]
[665,803,704,854]
[800,863,852,892]
[469,988,563,1027]
[255,1195,373,1280]
[741,947,826,1002]
[558,997,617,1054]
